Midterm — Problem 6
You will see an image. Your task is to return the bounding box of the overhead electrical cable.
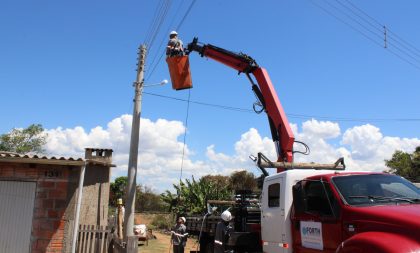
[342,0,420,52]
[177,0,198,180]
[336,0,420,68]
[179,89,191,182]
[324,0,383,40]
[145,0,168,46]
[147,0,172,53]
[338,0,420,60]
[143,92,420,123]
[308,0,420,71]
[143,92,252,112]
[144,1,164,45]
[146,0,197,81]
[146,0,186,81]
[334,0,383,33]
[175,0,197,31]
[308,0,382,47]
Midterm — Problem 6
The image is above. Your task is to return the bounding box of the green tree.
[136,184,168,212]
[229,170,257,192]
[161,176,231,214]
[0,124,47,154]
[110,176,128,206]
[385,147,420,182]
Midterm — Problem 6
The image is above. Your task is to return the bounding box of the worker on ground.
[214,210,233,253]
[171,216,188,253]
[166,31,184,57]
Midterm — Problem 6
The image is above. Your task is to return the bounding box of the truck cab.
[261,171,420,253]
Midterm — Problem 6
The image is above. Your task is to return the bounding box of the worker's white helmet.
[179,217,186,223]
[170,31,178,36]
[221,210,232,222]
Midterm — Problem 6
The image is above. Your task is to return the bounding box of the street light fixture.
[143,79,168,87]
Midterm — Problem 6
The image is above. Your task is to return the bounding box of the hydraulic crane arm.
[187,38,295,169]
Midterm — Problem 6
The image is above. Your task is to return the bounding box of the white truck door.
[261,176,287,253]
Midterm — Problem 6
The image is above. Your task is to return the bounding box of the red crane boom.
[186,38,295,171]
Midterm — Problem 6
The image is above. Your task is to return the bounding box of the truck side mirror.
[293,182,305,213]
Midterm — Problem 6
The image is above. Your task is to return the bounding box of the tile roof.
[0,150,116,167]
[0,151,85,166]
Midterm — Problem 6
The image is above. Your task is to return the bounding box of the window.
[304,181,333,216]
[332,174,420,206]
[268,183,280,207]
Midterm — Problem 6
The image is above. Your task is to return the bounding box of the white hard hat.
[179,217,186,223]
[221,210,232,222]
[170,31,178,36]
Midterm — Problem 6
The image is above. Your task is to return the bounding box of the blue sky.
[1,0,420,191]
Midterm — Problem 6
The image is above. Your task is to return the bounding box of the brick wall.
[0,154,112,253]
[0,163,74,253]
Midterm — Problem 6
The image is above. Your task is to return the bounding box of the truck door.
[261,177,288,253]
[291,180,342,253]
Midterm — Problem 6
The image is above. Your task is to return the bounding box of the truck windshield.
[332,174,420,206]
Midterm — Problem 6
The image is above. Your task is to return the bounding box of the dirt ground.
[138,231,198,253]
[135,213,198,253]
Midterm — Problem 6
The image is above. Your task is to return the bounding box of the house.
[0,148,114,253]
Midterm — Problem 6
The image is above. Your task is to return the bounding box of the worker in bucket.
[166,31,184,57]
[171,216,188,253]
[214,210,233,253]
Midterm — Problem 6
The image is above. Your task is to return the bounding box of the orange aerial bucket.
[166,55,193,90]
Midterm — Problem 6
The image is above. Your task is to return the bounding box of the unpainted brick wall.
[0,160,111,253]
[0,163,73,253]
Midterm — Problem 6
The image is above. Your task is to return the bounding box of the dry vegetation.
[135,213,198,253]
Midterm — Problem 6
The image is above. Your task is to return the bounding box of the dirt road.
[138,231,198,253]
[135,213,198,253]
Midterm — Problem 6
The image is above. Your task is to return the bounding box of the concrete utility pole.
[124,44,147,240]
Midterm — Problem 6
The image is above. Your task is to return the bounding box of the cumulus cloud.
[301,119,341,139]
[43,116,420,192]
[44,114,215,192]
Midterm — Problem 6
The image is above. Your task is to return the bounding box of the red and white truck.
[168,38,420,253]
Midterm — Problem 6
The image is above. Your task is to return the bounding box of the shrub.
[150,214,173,230]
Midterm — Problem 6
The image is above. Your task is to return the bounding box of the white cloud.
[44,114,215,192]
[301,119,341,139]
[43,116,420,192]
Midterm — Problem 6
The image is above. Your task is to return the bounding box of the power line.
[337,0,420,66]
[143,91,252,112]
[147,0,172,53]
[335,0,383,33]
[146,0,186,81]
[342,0,383,27]
[143,91,420,123]
[144,1,164,45]
[308,0,420,70]
[324,0,383,40]
[146,0,197,81]
[339,0,420,59]
[175,0,197,31]
[179,89,191,182]
[308,0,382,47]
